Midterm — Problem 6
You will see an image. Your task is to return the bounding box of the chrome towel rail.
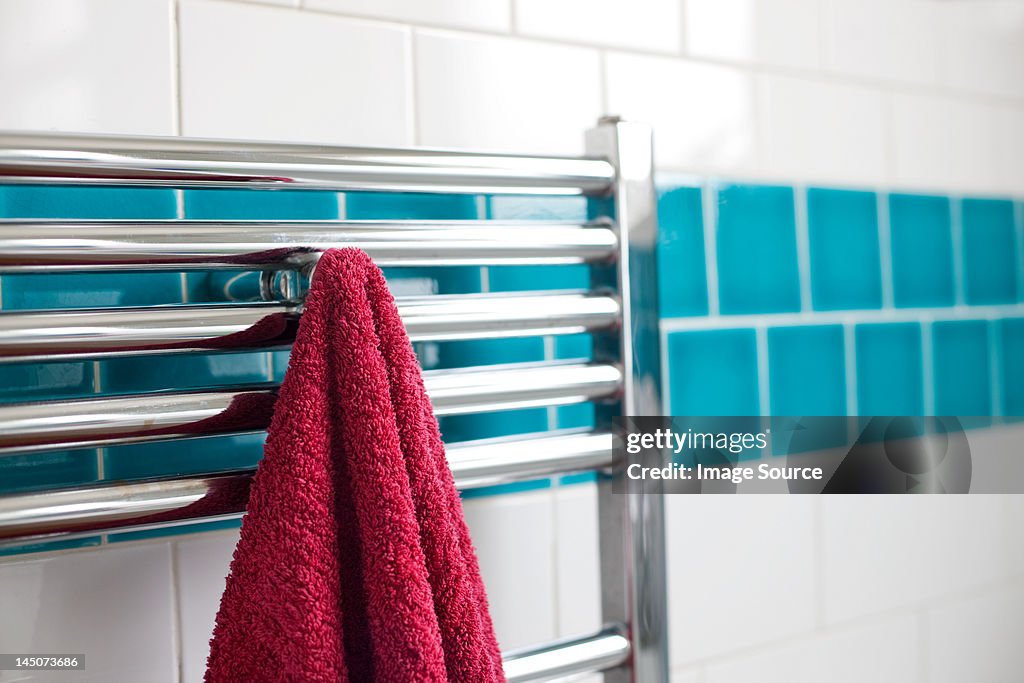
[0,132,615,195]
[503,628,631,683]
[0,362,623,455]
[0,291,621,362]
[0,430,614,545]
[0,219,617,271]
[0,121,669,682]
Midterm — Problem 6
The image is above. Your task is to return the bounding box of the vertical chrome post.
[586,119,669,682]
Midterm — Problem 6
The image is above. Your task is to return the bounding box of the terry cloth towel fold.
[205,248,505,683]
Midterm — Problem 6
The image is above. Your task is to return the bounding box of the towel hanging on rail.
[205,248,505,683]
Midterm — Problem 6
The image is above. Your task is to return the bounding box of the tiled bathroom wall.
[658,182,1024,420]
[1,0,1023,681]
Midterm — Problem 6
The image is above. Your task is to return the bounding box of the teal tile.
[807,188,882,311]
[559,472,597,486]
[932,320,991,419]
[381,266,482,296]
[435,337,549,442]
[437,337,544,370]
[109,517,242,545]
[553,334,593,361]
[188,271,264,304]
[961,198,1017,305]
[768,325,846,415]
[657,186,707,317]
[346,192,483,296]
[0,537,101,558]
[553,334,595,429]
[0,186,176,218]
[715,185,800,314]
[103,432,266,480]
[486,195,587,221]
[554,403,595,430]
[855,323,923,415]
[0,362,94,402]
[184,189,339,219]
[488,265,589,292]
[485,189,591,295]
[0,449,99,494]
[998,318,1024,416]
[889,194,954,308]
[440,409,549,444]
[100,352,270,394]
[345,192,479,220]
[2,272,185,309]
[667,328,759,415]
[0,186,181,311]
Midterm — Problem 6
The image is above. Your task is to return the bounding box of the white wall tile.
[666,497,817,665]
[1004,495,1024,578]
[0,0,174,134]
[758,74,886,185]
[515,0,681,53]
[925,585,1024,683]
[823,0,940,86]
[935,1,1024,101]
[415,31,601,155]
[671,669,701,683]
[891,92,997,193]
[306,0,509,32]
[702,614,919,683]
[554,483,601,637]
[175,530,240,683]
[179,0,410,146]
[821,497,1008,624]
[462,490,557,650]
[605,53,758,173]
[0,544,176,683]
[684,0,821,71]
[993,105,1024,195]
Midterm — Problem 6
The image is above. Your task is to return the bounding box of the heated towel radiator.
[0,119,668,683]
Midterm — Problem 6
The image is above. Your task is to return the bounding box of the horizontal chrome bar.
[503,627,631,682]
[0,219,618,272]
[0,292,620,362]
[0,430,612,545]
[0,132,615,195]
[0,362,622,455]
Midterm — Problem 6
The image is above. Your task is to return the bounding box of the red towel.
[205,248,505,682]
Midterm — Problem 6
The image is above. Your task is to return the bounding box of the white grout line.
[598,50,610,115]
[544,335,558,428]
[404,27,419,146]
[794,184,813,312]
[917,609,929,683]
[921,320,935,415]
[950,196,965,307]
[659,301,1024,333]
[843,323,858,417]
[171,0,184,136]
[755,326,770,416]
[813,496,826,629]
[336,192,347,219]
[169,542,184,683]
[93,362,105,482]
[701,183,720,316]
[660,327,672,415]
[988,319,1003,418]
[877,191,895,309]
